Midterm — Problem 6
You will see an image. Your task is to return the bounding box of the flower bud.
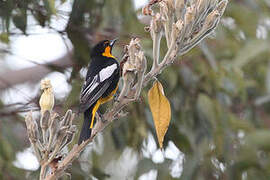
[39,79,54,115]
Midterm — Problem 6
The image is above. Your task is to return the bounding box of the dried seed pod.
[59,126,76,150]
[123,61,137,76]
[142,0,162,16]
[175,0,186,20]
[171,20,184,42]
[48,113,60,147]
[184,6,196,27]
[135,51,146,71]
[216,0,228,16]
[196,0,208,14]
[25,111,33,130]
[203,10,220,29]
[142,5,153,16]
[25,112,37,143]
[61,110,73,126]
[55,126,69,145]
[160,0,174,18]
[30,118,39,143]
[150,13,163,35]
[40,110,50,131]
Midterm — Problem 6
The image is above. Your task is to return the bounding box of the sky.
[1,0,183,179]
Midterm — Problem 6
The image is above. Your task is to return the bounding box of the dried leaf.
[148,81,171,148]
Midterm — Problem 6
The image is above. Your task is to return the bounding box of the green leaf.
[0,33,9,43]
[0,138,13,161]
[232,39,269,68]
[181,154,201,180]
[44,0,57,15]
[13,13,27,33]
[197,94,216,126]
[33,11,47,27]
[227,114,254,132]
[245,130,270,151]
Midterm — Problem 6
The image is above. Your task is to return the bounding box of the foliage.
[148,80,171,149]
[1,0,270,180]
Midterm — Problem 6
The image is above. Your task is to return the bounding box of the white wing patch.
[80,63,117,102]
[99,64,117,82]
[81,75,98,96]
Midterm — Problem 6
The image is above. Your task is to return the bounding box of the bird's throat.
[102,46,115,58]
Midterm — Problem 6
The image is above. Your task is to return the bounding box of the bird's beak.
[109,38,118,47]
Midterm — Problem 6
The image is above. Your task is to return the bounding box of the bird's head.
[90,39,117,58]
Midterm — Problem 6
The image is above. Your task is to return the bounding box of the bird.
[78,39,120,144]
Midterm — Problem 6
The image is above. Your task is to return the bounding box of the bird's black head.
[90,39,117,58]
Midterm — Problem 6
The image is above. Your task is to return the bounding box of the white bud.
[39,79,54,115]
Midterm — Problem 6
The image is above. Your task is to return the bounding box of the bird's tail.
[78,106,94,144]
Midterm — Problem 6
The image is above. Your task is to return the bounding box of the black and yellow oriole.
[78,39,120,144]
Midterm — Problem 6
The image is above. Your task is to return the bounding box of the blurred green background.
[1,0,270,179]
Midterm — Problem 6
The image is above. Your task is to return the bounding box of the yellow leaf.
[148,81,171,148]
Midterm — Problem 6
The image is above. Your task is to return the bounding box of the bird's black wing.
[79,63,118,112]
